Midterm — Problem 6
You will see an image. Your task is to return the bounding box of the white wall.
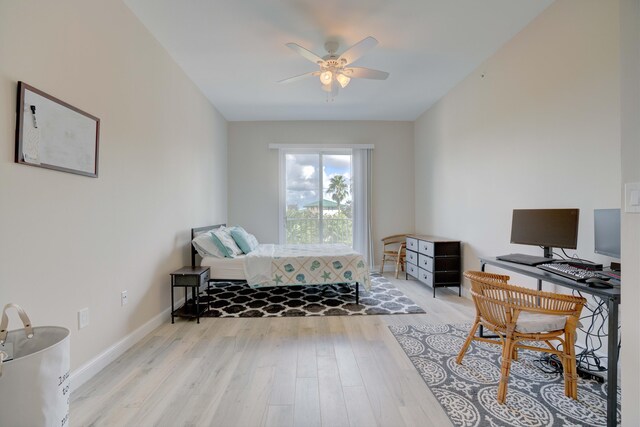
[619,0,640,424]
[228,121,414,265]
[414,0,621,291]
[414,0,639,422]
[0,0,227,371]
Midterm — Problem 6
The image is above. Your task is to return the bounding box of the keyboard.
[496,253,553,266]
[538,263,600,282]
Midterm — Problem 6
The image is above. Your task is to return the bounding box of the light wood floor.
[71,274,475,427]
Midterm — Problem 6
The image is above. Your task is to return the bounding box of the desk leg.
[606,297,618,427]
[170,277,175,324]
[478,262,498,339]
[478,263,493,338]
[479,263,485,337]
[195,286,200,324]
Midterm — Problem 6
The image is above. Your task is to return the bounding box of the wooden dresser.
[405,235,461,297]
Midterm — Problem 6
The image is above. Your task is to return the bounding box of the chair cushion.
[515,312,570,333]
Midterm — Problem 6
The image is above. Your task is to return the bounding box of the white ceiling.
[124,0,553,121]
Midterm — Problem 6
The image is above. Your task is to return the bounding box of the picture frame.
[15,81,100,178]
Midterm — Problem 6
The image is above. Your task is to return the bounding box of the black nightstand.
[170,266,210,324]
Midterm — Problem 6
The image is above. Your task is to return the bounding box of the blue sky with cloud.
[285,153,352,210]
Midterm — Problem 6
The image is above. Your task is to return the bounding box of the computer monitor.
[510,209,580,257]
[594,208,621,259]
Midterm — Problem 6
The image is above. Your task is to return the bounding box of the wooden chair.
[379,234,408,278]
[457,271,586,404]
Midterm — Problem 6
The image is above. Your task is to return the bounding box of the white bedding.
[200,255,246,280]
[244,243,370,290]
[199,244,370,291]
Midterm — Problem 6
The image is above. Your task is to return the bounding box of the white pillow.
[211,227,243,258]
[192,231,225,258]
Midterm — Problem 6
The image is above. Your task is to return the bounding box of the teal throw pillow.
[210,227,243,258]
[230,226,259,254]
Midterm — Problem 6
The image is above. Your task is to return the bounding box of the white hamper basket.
[0,303,71,427]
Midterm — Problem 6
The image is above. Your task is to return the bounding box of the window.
[273,144,372,267]
[281,150,353,245]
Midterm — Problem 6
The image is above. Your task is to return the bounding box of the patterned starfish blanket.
[244,244,370,290]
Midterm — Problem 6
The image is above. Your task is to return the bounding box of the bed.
[191,225,370,304]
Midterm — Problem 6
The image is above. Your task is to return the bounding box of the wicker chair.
[379,234,408,278]
[457,271,586,404]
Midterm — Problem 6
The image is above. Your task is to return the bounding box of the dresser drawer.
[418,254,434,272]
[406,262,418,278]
[406,238,418,252]
[406,250,418,265]
[418,268,433,286]
[418,240,434,257]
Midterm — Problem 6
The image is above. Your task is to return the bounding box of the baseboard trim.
[70,299,181,390]
[374,264,399,273]
[375,268,410,277]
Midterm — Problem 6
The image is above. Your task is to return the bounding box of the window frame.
[278,148,352,244]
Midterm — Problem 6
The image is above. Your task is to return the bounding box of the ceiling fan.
[278,36,389,99]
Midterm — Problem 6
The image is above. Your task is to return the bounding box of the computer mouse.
[585,278,613,289]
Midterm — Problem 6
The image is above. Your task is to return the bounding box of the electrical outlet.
[121,291,128,306]
[78,308,89,329]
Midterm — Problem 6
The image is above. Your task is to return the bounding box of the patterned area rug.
[198,274,425,317]
[389,323,621,427]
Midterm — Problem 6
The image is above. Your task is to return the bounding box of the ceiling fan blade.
[285,43,325,64]
[338,36,378,65]
[345,67,389,80]
[277,71,320,84]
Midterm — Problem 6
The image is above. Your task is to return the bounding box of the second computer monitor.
[594,208,621,259]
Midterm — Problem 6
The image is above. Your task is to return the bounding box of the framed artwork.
[15,81,100,177]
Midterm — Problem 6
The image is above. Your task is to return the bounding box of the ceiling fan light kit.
[279,36,389,100]
[320,70,333,85]
[336,73,350,88]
